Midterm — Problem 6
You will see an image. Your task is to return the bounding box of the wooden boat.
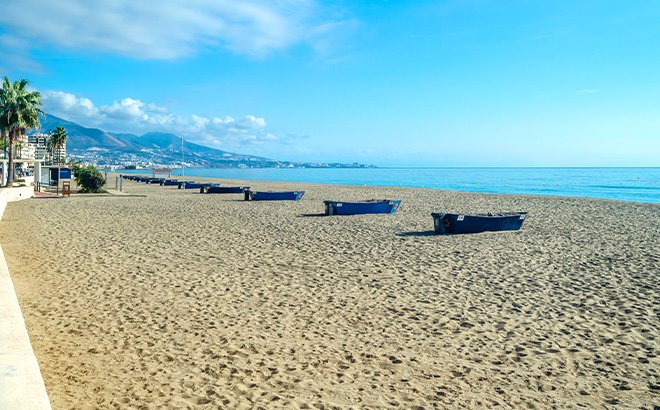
[324,200,401,216]
[431,212,527,234]
[161,179,179,186]
[146,178,165,184]
[205,186,249,194]
[244,191,305,201]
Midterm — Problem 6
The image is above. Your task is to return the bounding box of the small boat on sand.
[146,178,164,184]
[161,179,179,186]
[176,181,197,188]
[178,182,209,189]
[244,191,305,201]
[431,212,527,234]
[204,186,249,194]
[324,200,401,216]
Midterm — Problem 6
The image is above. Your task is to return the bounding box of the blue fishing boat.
[176,181,196,188]
[161,179,179,186]
[324,200,401,216]
[245,191,305,201]
[146,177,165,184]
[205,186,249,194]
[179,182,208,189]
[431,212,527,234]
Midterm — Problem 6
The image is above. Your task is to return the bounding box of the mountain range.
[37,114,371,168]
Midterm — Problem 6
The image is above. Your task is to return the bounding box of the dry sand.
[1,175,658,409]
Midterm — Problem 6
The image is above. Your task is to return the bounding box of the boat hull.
[176,181,196,189]
[432,212,527,234]
[206,186,249,194]
[246,191,305,201]
[324,200,401,216]
[179,182,209,189]
[161,179,179,186]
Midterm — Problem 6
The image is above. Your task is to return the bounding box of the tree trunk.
[5,140,13,187]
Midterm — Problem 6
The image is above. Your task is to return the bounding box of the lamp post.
[181,136,185,177]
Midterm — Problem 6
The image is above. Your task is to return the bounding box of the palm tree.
[0,77,43,187]
[49,126,68,165]
[1,129,7,159]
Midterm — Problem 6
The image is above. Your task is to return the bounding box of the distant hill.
[121,132,224,155]
[35,114,375,169]
[38,114,130,149]
[38,114,239,155]
[123,132,182,150]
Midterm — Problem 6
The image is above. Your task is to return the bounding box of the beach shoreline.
[1,175,658,408]
[114,167,660,204]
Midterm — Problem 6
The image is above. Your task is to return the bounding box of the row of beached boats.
[121,175,527,234]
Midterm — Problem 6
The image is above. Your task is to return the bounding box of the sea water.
[121,167,660,203]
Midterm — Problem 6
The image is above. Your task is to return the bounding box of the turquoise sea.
[120,167,660,204]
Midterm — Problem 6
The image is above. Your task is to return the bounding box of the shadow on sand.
[396,231,437,237]
[298,213,327,218]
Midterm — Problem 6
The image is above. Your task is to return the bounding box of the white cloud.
[41,89,284,148]
[0,35,45,73]
[0,0,342,60]
[101,98,149,121]
[42,91,100,120]
[243,115,267,128]
[306,18,360,60]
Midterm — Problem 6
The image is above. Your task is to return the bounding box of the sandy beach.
[1,175,658,409]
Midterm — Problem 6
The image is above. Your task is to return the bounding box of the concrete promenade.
[0,186,51,409]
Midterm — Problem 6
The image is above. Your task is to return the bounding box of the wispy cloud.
[0,0,352,61]
[0,35,45,73]
[42,90,284,148]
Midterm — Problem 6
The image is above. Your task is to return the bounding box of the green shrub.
[73,165,106,193]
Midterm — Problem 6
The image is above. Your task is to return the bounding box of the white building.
[15,133,35,160]
[28,134,49,160]
[25,133,65,164]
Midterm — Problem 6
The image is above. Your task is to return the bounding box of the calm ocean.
[121,167,660,204]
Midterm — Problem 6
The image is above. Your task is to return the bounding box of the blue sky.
[1,0,659,166]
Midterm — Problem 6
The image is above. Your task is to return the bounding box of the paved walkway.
[0,186,51,409]
[34,191,62,198]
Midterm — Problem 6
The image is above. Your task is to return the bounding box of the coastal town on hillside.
[4,129,374,172]
[66,147,375,170]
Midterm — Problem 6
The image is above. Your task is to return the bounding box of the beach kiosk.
[152,168,172,179]
[45,166,72,195]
